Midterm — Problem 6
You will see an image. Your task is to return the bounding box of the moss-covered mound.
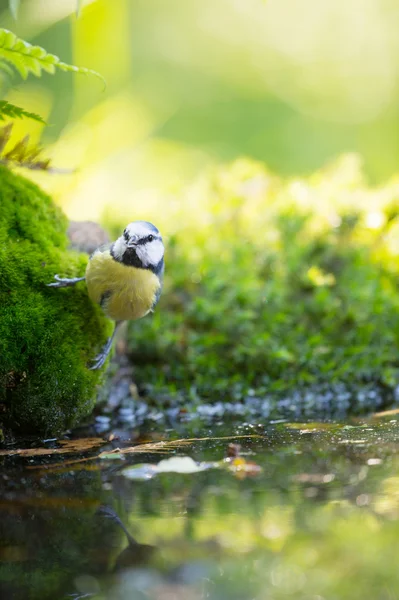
[127,156,399,413]
[0,166,110,434]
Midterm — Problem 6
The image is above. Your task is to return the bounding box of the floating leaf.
[122,456,214,481]
[157,456,209,473]
[121,450,263,481]
[121,464,161,481]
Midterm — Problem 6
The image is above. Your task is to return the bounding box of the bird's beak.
[127,240,138,248]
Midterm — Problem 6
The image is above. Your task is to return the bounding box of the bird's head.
[111,221,164,274]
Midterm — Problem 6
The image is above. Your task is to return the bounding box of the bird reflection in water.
[96,504,157,571]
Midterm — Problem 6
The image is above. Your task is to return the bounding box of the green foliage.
[0,27,104,154]
[0,100,45,123]
[0,166,111,434]
[127,157,399,410]
[0,28,104,83]
[0,123,53,171]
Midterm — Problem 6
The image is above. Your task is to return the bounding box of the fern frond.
[0,123,52,171]
[0,101,45,123]
[0,29,105,85]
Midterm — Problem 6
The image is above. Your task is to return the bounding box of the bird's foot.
[89,336,113,370]
[89,351,108,370]
[46,274,85,288]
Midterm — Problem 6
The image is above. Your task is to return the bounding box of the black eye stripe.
[136,234,161,245]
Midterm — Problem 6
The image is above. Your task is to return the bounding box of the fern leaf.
[0,29,105,85]
[0,101,45,123]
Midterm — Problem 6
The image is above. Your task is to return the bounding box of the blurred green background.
[4,0,399,406]
[3,0,399,223]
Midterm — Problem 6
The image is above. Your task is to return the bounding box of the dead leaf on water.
[98,435,263,460]
[24,434,262,471]
[371,407,399,419]
[0,437,106,458]
[284,422,336,432]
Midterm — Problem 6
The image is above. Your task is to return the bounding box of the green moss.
[0,166,111,434]
[126,156,399,410]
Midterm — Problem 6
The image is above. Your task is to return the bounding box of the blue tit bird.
[47,221,164,370]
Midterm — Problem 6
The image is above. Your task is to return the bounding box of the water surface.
[1,415,399,599]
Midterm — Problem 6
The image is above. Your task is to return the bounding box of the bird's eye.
[123,229,129,241]
[148,235,154,242]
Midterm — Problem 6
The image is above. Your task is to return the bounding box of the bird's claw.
[88,352,108,370]
[47,274,65,288]
[46,274,85,288]
[88,336,114,370]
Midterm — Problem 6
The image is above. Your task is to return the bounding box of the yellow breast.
[85,249,161,321]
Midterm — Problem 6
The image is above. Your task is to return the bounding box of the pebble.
[99,377,394,428]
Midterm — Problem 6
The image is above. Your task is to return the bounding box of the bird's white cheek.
[138,241,164,266]
[148,240,164,264]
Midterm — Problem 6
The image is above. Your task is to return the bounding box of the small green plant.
[0,28,103,85]
[0,122,53,171]
[0,23,103,170]
[126,157,399,414]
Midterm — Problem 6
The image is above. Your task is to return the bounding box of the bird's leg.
[97,505,139,546]
[47,274,86,288]
[89,321,122,370]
